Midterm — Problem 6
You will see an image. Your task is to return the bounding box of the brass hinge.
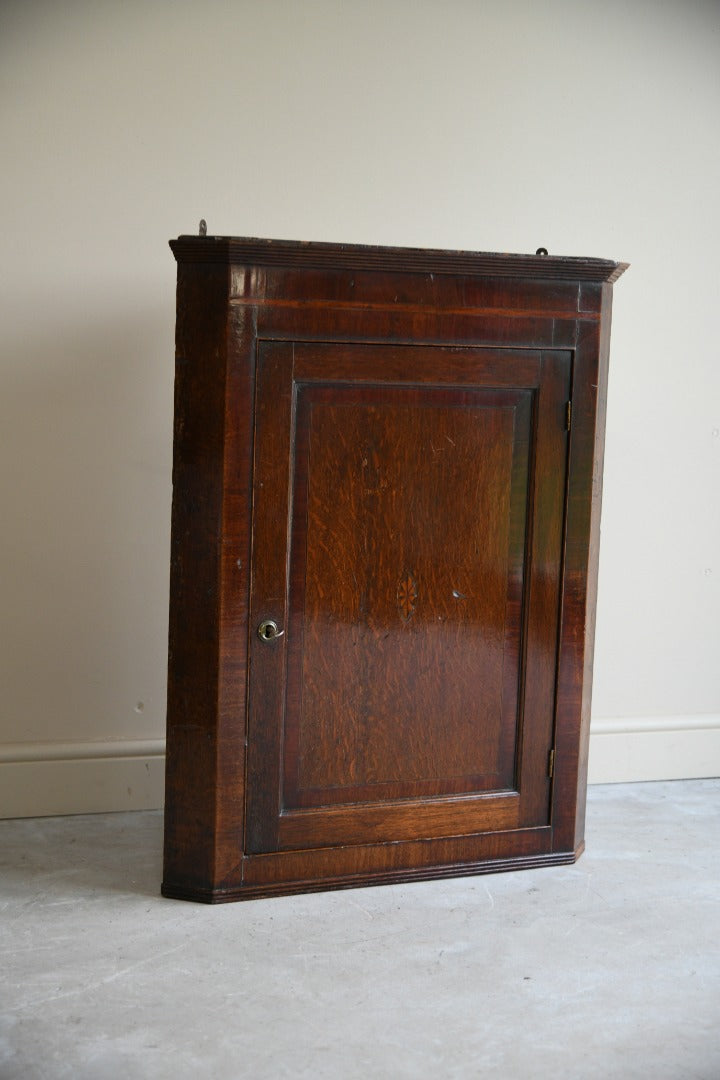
[548,748,556,778]
[565,400,572,431]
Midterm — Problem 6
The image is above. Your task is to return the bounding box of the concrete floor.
[1,780,719,1080]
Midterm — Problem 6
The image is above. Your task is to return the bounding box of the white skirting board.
[1,718,719,818]
[586,715,720,784]
[0,740,166,819]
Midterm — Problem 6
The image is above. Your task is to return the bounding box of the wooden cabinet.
[162,235,627,902]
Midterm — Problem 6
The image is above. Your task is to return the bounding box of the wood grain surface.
[162,235,624,901]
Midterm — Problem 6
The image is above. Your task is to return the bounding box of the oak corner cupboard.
[162,232,627,903]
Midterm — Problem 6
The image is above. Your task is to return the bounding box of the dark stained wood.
[287,385,525,805]
[162,262,228,895]
[245,343,569,855]
[171,234,627,282]
[552,303,615,856]
[162,234,626,902]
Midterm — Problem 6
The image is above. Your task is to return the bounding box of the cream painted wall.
[1,0,719,815]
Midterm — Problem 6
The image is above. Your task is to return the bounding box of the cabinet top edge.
[169,235,628,284]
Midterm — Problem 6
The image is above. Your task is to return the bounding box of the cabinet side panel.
[211,303,258,886]
[163,262,229,894]
[553,289,613,853]
[574,287,614,843]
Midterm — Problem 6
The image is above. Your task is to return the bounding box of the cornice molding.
[170,235,628,283]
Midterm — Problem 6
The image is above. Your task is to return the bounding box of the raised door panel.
[246,342,570,854]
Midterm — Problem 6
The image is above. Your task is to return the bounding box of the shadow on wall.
[1,306,175,748]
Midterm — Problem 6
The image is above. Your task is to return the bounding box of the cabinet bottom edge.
[161,847,582,904]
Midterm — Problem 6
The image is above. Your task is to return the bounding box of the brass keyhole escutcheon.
[257,619,284,643]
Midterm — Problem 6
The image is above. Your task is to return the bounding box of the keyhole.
[258,619,284,642]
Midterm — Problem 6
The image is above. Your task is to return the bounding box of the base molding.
[162,847,582,904]
[587,714,720,784]
[1,717,718,818]
[0,740,165,819]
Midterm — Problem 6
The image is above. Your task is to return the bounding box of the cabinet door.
[246,342,570,854]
